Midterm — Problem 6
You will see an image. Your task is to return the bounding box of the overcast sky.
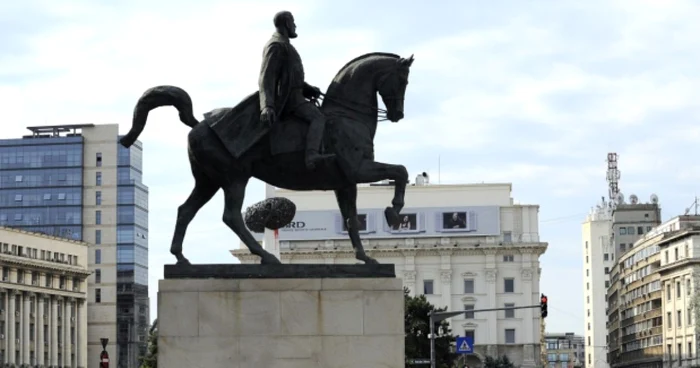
[2,0,700,336]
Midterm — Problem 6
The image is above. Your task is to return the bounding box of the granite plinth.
[158,273,405,368]
[164,263,396,279]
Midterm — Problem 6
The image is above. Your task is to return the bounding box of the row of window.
[619,280,661,305]
[621,335,663,352]
[621,299,660,320]
[622,244,659,269]
[0,143,83,170]
[0,189,82,207]
[666,342,695,364]
[94,252,148,285]
[618,225,653,236]
[0,169,83,188]
[665,278,693,300]
[423,277,518,295]
[462,328,518,344]
[664,243,692,265]
[620,316,662,336]
[0,267,82,290]
[0,243,80,266]
[665,308,694,329]
[0,207,82,226]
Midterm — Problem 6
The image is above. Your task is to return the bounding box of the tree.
[139,319,158,368]
[483,355,516,368]
[404,287,457,368]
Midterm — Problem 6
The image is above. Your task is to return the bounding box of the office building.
[656,217,700,367]
[0,124,149,368]
[606,215,700,368]
[0,226,91,367]
[545,332,585,368]
[232,181,548,368]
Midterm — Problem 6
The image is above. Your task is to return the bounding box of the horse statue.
[119,52,414,265]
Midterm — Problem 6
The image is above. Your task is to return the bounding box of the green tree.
[404,287,457,368]
[483,355,516,368]
[139,319,158,368]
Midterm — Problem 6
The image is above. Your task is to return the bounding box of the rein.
[314,92,390,122]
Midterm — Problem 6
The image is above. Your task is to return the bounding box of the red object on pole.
[100,351,110,368]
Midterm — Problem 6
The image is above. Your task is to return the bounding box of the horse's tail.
[119,85,200,148]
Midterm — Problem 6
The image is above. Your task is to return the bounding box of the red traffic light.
[541,296,547,303]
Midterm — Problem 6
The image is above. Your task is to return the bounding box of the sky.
[2,0,700,336]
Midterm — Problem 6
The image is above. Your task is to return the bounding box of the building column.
[8,290,17,365]
[23,292,31,365]
[51,296,59,367]
[1,289,7,365]
[440,270,452,310]
[484,267,498,356]
[520,267,536,367]
[38,294,45,367]
[64,299,73,368]
[77,300,85,368]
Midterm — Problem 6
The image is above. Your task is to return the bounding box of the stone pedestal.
[158,264,405,368]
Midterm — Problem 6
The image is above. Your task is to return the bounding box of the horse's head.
[327,53,415,124]
[377,54,414,122]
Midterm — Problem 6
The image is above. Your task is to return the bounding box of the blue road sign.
[456,336,474,354]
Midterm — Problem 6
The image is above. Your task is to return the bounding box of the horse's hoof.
[260,254,282,265]
[176,257,191,266]
[384,206,400,228]
[364,257,380,265]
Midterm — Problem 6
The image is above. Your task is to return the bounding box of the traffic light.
[540,294,548,318]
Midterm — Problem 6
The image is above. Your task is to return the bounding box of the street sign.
[456,336,474,354]
[407,358,430,365]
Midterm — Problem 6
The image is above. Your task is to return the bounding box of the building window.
[504,278,514,293]
[685,244,690,258]
[586,269,589,276]
[504,303,515,318]
[96,172,102,186]
[689,342,693,359]
[688,279,692,295]
[603,253,609,261]
[667,284,671,300]
[587,322,590,330]
[95,269,101,284]
[637,226,643,235]
[15,175,23,182]
[96,191,102,205]
[587,336,590,346]
[587,309,590,316]
[675,248,679,261]
[96,152,102,167]
[677,281,681,298]
[423,280,434,295]
[688,308,693,325]
[463,279,474,294]
[14,194,22,202]
[605,281,610,288]
[586,282,589,290]
[665,250,669,263]
[505,329,515,344]
[464,305,474,319]
[585,241,588,249]
[95,230,102,245]
[96,210,102,225]
[646,226,652,232]
[667,312,672,328]
[604,267,609,274]
[503,231,512,243]
[627,226,633,234]
[464,330,475,341]
[677,310,682,327]
[502,254,514,262]
[586,256,589,263]
[95,289,101,303]
[619,243,626,252]
[619,227,627,235]
[95,249,102,264]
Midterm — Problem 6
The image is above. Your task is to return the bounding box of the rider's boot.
[305,116,335,170]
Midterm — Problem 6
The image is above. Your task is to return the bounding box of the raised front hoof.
[260,253,282,265]
[384,206,400,228]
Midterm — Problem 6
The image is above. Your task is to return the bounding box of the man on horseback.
[259,10,336,170]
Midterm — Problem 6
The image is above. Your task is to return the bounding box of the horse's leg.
[170,178,219,265]
[221,177,282,264]
[354,160,409,228]
[334,186,378,264]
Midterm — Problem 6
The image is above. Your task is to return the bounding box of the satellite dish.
[650,194,659,204]
[629,194,639,204]
[615,193,625,205]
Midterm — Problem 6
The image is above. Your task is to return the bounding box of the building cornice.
[657,258,700,275]
[0,226,90,247]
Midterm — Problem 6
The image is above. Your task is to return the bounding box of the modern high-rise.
[0,124,149,368]
[582,195,661,368]
[233,181,548,368]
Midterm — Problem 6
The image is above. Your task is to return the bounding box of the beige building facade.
[0,227,91,367]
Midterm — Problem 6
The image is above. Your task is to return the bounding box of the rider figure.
[258,10,336,170]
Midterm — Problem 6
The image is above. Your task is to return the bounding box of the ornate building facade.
[232,182,548,368]
[0,226,91,367]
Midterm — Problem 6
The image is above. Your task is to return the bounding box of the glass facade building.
[0,124,149,368]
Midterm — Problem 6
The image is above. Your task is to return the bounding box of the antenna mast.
[606,153,621,203]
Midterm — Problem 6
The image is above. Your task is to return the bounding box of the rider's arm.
[259,43,284,111]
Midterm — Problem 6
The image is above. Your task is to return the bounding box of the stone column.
[440,270,452,310]
[484,268,498,357]
[521,267,536,367]
[77,300,85,368]
[64,299,73,368]
[38,294,45,367]
[51,296,59,367]
[23,292,31,365]
[8,290,16,365]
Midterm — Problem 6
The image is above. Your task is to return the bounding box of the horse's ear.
[399,54,415,67]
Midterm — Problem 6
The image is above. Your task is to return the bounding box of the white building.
[582,200,614,368]
[232,182,548,368]
[0,227,91,367]
[656,218,700,367]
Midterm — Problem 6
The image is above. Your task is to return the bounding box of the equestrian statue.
[119,10,415,265]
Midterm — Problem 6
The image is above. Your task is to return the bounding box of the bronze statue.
[259,11,335,170]
[120,12,415,266]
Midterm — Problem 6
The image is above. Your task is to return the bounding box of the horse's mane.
[334,52,401,79]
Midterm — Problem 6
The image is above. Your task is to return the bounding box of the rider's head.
[274,11,297,39]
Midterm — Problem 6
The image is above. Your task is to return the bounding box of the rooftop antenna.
[683,196,699,216]
[606,153,621,203]
[438,155,441,184]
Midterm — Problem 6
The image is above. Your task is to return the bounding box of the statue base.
[158,264,405,368]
